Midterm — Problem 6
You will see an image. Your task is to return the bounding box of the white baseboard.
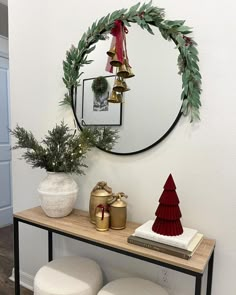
[10,268,34,291]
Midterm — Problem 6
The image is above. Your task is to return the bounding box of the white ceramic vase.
[38,172,78,218]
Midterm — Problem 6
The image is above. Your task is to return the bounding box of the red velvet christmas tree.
[152,174,183,236]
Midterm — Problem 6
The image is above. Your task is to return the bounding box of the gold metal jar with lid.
[89,181,112,224]
[108,192,128,230]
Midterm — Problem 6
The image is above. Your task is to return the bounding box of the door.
[0,55,12,227]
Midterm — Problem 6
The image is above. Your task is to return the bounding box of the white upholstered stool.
[97,277,169,295]
[34,256,103,295]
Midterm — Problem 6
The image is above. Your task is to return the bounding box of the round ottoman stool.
[97,277,169,295]
[34,256,103,295]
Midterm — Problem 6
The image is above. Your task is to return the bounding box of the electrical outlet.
[161,268,168,285]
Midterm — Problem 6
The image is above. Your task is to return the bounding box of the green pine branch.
[10,122,118,174]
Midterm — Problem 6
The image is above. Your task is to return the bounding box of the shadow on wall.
[0,2,8,38]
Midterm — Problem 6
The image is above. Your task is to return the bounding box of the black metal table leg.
[195,274,202,295]
[206,250,214,295]
[14,217,20,295]
[48,231,53,262]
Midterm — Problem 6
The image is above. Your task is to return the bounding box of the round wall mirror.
[63,4,201,155]
[75,25,182,155]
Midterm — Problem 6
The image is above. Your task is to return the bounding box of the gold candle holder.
[89,181,112,224]
[95,204,110,232]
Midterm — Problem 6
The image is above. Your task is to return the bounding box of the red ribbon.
[111,20,124,64]
[105,20,129,73]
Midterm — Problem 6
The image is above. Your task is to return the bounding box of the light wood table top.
[14,206,215,274]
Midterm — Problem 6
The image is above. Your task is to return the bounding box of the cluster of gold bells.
[107,47,135,103]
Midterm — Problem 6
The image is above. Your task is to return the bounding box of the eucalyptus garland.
[62,1,201,122]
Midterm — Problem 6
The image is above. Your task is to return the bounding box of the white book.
[134,220,198,250]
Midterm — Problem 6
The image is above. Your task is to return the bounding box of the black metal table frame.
[14,216,214,295]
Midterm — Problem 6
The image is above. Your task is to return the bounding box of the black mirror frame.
[71,99,182,155]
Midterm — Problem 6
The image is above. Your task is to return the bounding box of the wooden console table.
[13,207,215,295]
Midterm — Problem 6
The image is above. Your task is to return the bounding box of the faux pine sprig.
[62,1,201,122]
[11,122,119,174]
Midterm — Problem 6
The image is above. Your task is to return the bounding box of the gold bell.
[108,91,123,103]
[117,63,129,78]
[113,78,126,92]
[126,66,135,79]
[106,46,116,57]
[122,80,130,92]
[124,60,135,79]
[110,54,122,67]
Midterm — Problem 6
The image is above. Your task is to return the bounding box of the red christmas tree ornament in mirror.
[152,174,183,236]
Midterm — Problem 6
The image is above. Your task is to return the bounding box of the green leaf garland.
[62,1,201,122]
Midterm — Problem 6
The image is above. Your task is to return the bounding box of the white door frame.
[0,35,12,227]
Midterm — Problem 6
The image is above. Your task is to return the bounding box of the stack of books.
[128,220,203,260]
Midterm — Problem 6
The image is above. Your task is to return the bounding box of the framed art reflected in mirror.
[80,75,122,126]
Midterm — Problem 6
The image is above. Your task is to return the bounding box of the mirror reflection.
[75,25,182,154]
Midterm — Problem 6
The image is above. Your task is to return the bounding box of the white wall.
[8,0,236,294]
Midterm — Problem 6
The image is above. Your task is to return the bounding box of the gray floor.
[0,225,33,295]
